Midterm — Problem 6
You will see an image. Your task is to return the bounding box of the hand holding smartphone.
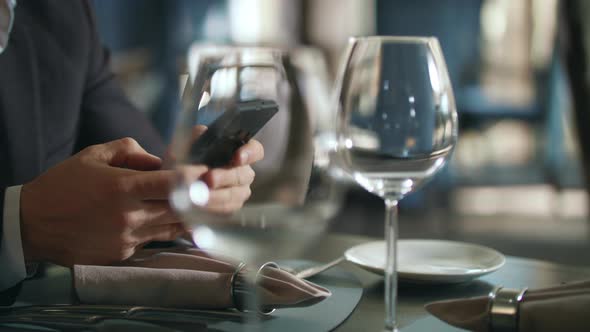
[187,99,278,167]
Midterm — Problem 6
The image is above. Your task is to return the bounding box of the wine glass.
[169,45,341,328]
[329,36,458,330]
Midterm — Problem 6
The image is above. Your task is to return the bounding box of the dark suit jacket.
[0,0,166,303]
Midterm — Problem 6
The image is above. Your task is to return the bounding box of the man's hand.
[187,125,264,214]
[20,138,206,267]
[19,131,264,267]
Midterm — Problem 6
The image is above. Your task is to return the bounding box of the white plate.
[344,239,506,283]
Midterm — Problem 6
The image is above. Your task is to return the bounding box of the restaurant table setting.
[8,37,590,332]
[8,232,590,331]
[4,247,364,331]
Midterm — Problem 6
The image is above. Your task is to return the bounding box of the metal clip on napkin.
[231,262,279,315]
[488,286,528,332]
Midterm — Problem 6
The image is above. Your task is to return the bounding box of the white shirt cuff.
[0,185,26,289]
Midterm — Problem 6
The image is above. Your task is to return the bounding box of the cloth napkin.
[73,248,331,311]
[425,280,590,332]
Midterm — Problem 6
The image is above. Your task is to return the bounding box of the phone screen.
[187,99,278,167]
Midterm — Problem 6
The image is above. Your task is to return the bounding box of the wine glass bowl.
[329,36,458,330]
[168,46,342,322]
[335,36,457,200]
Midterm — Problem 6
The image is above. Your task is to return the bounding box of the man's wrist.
[0,185,27,289]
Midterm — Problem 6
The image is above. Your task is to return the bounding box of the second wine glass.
[330,36,458,330]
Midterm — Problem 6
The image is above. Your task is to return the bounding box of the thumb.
[161,125,208,169]
[97,137,162,170]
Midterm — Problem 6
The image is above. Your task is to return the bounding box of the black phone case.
[187,99,278,167]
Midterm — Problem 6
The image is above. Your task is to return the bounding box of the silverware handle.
[296,256,345,279]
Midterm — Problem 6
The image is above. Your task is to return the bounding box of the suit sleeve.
[75,1,166,158]
[0,188,23,305]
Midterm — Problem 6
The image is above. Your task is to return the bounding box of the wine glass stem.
[384,198,399,331]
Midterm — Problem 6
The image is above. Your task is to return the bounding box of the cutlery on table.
[283,256,346,279]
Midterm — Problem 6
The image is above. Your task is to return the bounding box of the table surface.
[299,233,590,331]
[14,232,590,331]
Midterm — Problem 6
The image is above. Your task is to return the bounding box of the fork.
[282,256,345,279]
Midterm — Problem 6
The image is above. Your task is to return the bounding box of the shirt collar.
[0,0,16,54]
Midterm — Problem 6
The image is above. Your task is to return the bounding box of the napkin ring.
[230,261,279,315]
[488,286,528,332]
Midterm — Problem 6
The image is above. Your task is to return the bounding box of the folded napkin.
[425,280,590,332]
[73,248,331,311]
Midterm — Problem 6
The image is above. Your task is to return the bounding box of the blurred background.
[90,0,590,266]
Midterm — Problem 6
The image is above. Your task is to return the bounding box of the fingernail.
[240,151,249,164]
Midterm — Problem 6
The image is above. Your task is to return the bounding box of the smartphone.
[187,99,279,167]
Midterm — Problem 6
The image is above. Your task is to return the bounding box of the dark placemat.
[210,259,363,332]
[401,316,467,332]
